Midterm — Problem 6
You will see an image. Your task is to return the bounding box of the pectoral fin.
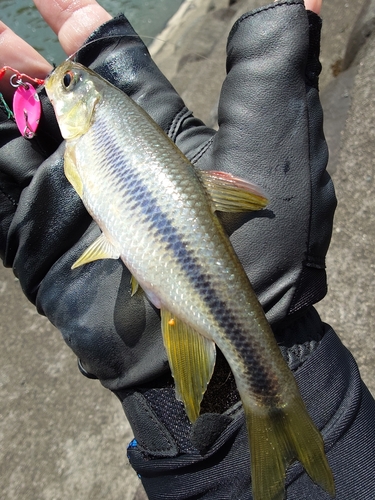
[72,233,120,269]
[161,309,216,422]
[200,170,268,212]
[64,144,84,199]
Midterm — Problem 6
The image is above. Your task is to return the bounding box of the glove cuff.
[121,317,362,498]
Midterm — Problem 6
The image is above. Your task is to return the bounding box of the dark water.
[1,0,185,64]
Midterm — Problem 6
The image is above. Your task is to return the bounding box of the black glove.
[0,0,338,498]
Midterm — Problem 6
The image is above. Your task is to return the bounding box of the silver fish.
[45,61,335,500]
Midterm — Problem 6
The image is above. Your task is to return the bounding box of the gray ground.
[0,0,374,499]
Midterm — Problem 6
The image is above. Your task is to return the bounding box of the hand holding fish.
[1,0,375,499]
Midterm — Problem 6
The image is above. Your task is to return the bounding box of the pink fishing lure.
[13,84,41,138]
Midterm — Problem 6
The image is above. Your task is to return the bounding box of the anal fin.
[161,309,216,422]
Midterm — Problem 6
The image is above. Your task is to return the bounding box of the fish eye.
[62,70,78,91]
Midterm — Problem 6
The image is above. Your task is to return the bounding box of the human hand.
[0,0,335,497]
[0,0,322,98]
[303,0,322,14]
[0,0,111,98]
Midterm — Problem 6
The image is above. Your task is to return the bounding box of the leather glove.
[0,0,336,497]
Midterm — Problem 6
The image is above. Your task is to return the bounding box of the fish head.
[45,61,101,140]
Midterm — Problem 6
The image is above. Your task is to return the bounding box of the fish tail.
[244,396,335,500]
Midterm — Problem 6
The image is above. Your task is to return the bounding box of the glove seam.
[228,0,305,45]
[0,183,18,207]
[190,136,214,165]
[167,106,193,142]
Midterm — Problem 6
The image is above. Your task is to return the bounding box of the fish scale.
[80,98,252,335]
[46,60,335,500]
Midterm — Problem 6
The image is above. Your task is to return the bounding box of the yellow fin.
[245,396,335,500]
[72,233,120,269]
[200,170,268,212]
[130,275,140,296]
[64,144,84,198]
[161,309,216,422]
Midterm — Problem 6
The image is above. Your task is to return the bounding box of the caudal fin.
[245,397,335,500]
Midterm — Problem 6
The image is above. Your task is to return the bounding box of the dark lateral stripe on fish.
[93,125,280,397]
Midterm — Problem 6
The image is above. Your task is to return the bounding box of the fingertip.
[58,5,112,56]
[274,0,322,15]
[34,1,112,57]
[303,0,322,15]
[0,22,52,100]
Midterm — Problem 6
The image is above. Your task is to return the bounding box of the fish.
[45,60,335,500]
